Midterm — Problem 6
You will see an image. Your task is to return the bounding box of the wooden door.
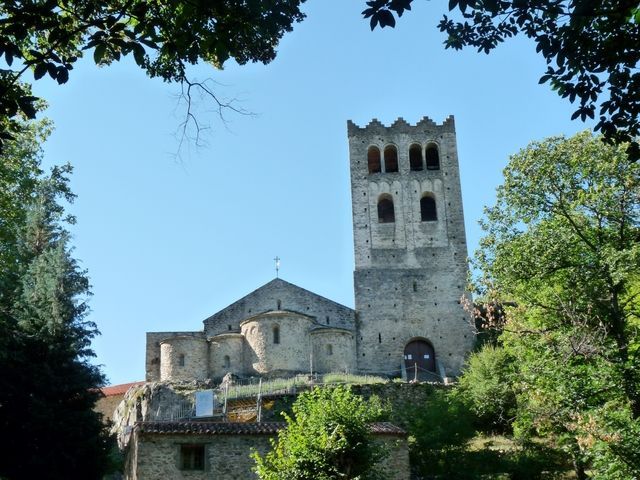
[404,340,435,374]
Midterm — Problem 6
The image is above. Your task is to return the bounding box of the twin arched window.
[368,143,440,173]
[377,193,437,223]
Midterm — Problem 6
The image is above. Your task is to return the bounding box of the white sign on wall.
[195,390,215,417]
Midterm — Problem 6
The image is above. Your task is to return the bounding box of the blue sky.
[33,0,595,385]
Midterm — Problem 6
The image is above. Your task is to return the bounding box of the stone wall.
[310,328,356,373]
[208,333,244,378]
[125,428,409,480]
[347,117,475,377]
[160,336,209,381]
[241,311,313,375]
[146,331,205,382]
[126,432,272,479]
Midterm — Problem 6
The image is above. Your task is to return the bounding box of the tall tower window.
[409,144,423,171]
[273,325,280,344]
[367,146,381,173]
[377,195,395,223]
[426,144,440,170]
[178,354,185,367]
[420,195,438,221]
[384,145,399,172]
[224,355,231,368]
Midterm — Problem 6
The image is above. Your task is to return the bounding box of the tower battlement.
[347,116,455,137]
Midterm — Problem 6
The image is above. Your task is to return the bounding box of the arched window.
[377,195,395,223]
[367,146,381,173]
[420,195,437,221]
[178,354,185,367]
[277,299,281,310]
[426,144,440,170]
[327,344,333,356]
[384,145,398,172]
[409,144,423,171]
[273,325,280,344]
[224,355,231,368]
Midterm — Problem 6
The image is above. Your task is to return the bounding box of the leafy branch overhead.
[363,0,640,160]
[0,0,306,150]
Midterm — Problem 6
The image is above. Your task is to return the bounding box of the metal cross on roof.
[274,256,281,278]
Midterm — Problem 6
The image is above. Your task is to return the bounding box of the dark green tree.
[363,0,640,160]
[473,131,640,478]
[0,119,113,479]
[253,386,388,480]
[0,0,306,150]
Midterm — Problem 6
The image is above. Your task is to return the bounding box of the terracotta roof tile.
[101,381,144,397]
[136,421,406,436]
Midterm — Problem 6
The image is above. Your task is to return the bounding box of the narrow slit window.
[377,195,395,223]
[224,355,231,368]
[273,325,280,344]
[378,333,382,343]
[426,144,440,170]
[384,145,398,172]
[421,195,437,221]
[178,354,185,367]
[367,146,381,173]
[327,344,333,356]
[409,144,423,171]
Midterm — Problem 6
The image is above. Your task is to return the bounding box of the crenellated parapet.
[347,116,455,137]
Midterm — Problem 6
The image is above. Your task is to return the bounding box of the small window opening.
[409,144,423,171]
[227,324,232,331]
[178,354,185,367]
[326,316,330,325]
[413,281,417,292]
[180,444,205,471]
[384,145,398,172]
[273,325,280,344]
[327,344,333,356]
[367,146,381,173]
[224,355,231,368]
[378,333,382,344]
[421,195,438,221]
[277,299,281,310]
[377,195,395,223]
[426,144,440,170]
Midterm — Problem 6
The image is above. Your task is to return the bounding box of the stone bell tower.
[348,116,474,378]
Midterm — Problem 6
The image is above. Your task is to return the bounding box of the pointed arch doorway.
[404,339,435,378]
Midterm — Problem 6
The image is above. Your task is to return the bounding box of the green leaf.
[93,44,107,64]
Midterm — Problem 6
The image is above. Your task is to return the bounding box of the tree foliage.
[472,131,640,478]
[457,345,516,432]
[362,0,640,160]
[0,0,306,150]
[253,386,388,480]
[0,118,113,479]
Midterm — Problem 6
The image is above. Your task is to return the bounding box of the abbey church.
[145,116,474,383]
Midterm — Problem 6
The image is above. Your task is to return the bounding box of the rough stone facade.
[348,117,475,377]
[144,116,474,382]
[125,422,409,480]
